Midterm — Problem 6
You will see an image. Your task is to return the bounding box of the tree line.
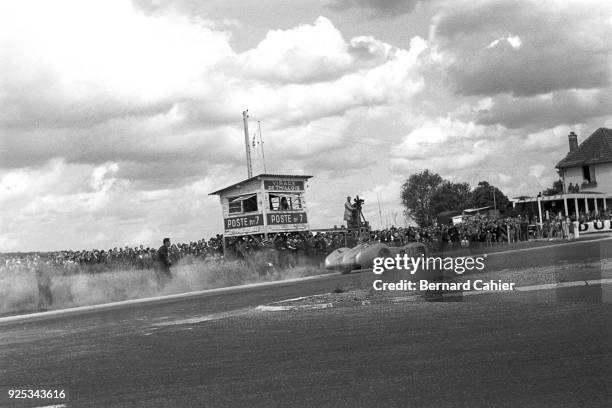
[400,169,511,227]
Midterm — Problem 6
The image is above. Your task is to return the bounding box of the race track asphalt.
[1,238,611,407]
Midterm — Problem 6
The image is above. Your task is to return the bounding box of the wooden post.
[537,197,543,224]
[574,197,579,218]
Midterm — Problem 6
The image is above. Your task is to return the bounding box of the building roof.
[462,206,493,214]
[512,192,608,204]
[209,173,313,195]
[556,128,612,168]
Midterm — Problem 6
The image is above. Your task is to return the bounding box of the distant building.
[209,173,312,251]
[556,128,612,194]
[512,128,612,221]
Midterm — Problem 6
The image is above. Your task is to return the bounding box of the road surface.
[1,238,611,407]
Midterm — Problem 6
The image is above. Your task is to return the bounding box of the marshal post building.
[209,173,312,251]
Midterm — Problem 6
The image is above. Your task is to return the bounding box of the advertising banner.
[266,212,308,225]
[578,220,612,234]
[263,180,304,191]
[224,214,263,230]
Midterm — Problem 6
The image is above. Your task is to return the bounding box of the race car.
[324,241,427,273]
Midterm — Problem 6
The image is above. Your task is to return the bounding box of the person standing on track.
[156,237,173,288]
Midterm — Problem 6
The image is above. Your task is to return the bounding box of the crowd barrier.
[577,220,612,236]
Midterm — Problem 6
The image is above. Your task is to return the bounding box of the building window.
[228,200,242,214]
[582,166,591,183]
[269,194,303,211]
[228,194,258,214]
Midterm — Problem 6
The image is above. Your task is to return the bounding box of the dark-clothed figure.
[156,237,173,287]
[35,265,53,309]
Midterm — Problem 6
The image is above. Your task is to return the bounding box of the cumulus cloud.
[0,3,425,173]
[477,89,612,130]
[389,119,501,189]
[232,17,357,84]
[433,0,612,96]
[0,158,224,251]
[1,0,610,251]
[0,0,234,130]
[0,1,434,250]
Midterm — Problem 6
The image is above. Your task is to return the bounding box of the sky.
[1,0,611,252]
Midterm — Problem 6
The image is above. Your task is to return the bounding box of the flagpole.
[242,110,253,178]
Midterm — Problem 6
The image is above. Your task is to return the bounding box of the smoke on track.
[0,259,324,316]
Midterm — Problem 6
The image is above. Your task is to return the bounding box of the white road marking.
[461,278,612,297]
[256,303,333,312]
[152,309,251,326]
[0,272,340,324]
[33,405,66,408]
[273,296,310,304]
[256,305,294,311]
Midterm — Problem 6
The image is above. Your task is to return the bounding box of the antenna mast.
[242,110,253,178]
[377,194,383,229]
[258,121,267,173]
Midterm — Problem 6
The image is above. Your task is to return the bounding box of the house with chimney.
[512,128,612,223]
[557,128,612,194]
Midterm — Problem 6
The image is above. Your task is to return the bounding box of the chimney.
[568,131,578,152]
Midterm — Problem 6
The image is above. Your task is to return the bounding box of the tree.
[431,181,472,214]
[542,179,564,196]
[469,181,511,212]
[400,170,443,227]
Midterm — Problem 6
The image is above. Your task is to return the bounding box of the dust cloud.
[0,259,325,316]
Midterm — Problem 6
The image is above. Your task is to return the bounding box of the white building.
[557,128,612,195]
[513,128,612,221]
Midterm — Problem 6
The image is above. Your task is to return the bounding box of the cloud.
[486,35,521,49]
[327,0,424,16]
[433,0,612,96]
[2,0,610,251]
[390,119,498,180]
[0,0,234,130]
[477,89,612,130]
[0,158,223,251]
[0,2,434,250]
[1,5,426,175]
[232,17,360,84]
[528,164,547,178]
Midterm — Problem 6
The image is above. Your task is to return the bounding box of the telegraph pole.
[242,110,253,178]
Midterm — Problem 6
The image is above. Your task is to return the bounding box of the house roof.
[209,173,312,195]
[556,128,612,168]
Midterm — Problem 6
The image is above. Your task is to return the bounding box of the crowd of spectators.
[1,235,224,275]
[3,212,600,275]
[576,208,612,223]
